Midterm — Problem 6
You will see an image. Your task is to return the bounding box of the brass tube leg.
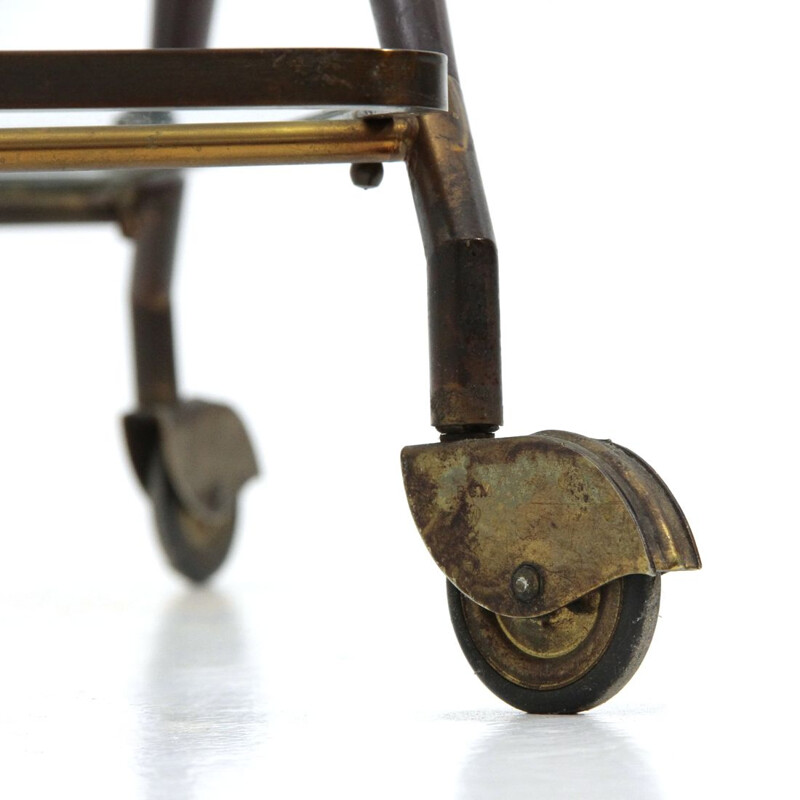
[152,0,215,48]
[369,0,460,80]
[370,0,502,435]
[130,178,183,407]
[130,0,215,408]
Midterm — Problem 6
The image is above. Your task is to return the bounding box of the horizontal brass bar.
[0,49,447,112]
[0,118,417,173]
[0,177,125,223]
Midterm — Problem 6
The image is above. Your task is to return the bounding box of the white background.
[1,2,797,797]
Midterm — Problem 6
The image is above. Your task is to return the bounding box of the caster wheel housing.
[402,429,700,712]
[124,399,258,582]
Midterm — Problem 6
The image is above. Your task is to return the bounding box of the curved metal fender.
[401,431,700,618]
[124,400,258,526]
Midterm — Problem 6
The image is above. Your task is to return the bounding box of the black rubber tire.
[147,454,236,583]
[447,574,661,714]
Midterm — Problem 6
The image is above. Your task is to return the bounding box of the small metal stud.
[350,162,384,189]
[511,564,541,603]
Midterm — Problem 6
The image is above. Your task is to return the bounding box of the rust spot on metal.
[402,432,699,618]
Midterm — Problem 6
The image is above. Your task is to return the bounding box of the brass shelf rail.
[0,49,447,112]
[0,117,418,173]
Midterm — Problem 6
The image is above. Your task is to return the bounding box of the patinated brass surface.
[402,432,700,618]
[0,176,128,223]
[0,49,447,112]
[406,77,502,432]
[460,580,624,690]
[539,430,698,572]
[498,590,605,659]
[0,117,418,173]
[125,400,258,527]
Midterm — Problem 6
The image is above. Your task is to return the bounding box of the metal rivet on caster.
[511,564,541,603]
[350,162,384,189]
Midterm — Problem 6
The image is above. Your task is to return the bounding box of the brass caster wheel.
[447,574,661,714]
[125,400,258,583]
[147,454,237,584]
